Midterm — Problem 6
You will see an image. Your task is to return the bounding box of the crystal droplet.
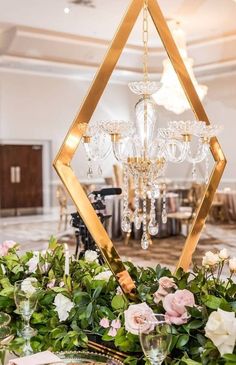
[148,218,159,236]
[141,232,151,250]
[87,167,93,179]
[192,164,197,181]
[121,216,131,233]
[162,210,167,224]
[97,165,103,176]
[134,213,141,230]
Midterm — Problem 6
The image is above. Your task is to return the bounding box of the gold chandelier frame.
[53,0,226,297]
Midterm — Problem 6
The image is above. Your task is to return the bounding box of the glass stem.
[23,316,30,329]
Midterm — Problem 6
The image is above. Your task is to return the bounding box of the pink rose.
[159,277,177,290]
[163,289,195,325]
[153,291,166,304]
[100,318,110,328]
[0,240,16,256]
[124,302,156,335]
[153,277,177,304]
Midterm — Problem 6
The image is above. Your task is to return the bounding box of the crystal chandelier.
[152,20,208,115]
[82,0,221,250]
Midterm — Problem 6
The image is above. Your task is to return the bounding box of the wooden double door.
[0,144,43,215]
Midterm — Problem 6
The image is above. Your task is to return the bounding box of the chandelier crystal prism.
[82,0,221,250]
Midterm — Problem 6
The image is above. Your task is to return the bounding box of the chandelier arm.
[164,139,188,163]
[186,142,209,164]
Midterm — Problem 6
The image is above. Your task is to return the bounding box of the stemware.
[14,279,39,355]
[0,312,14,365]
[139,314,172,365]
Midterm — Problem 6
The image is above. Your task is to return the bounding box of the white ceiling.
[0,0,236,44]
[0,0,236,80]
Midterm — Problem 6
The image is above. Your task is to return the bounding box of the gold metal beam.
[147,0,227,270]
[54,0,226,291]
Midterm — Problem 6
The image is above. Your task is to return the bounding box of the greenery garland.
[0,238,235,365]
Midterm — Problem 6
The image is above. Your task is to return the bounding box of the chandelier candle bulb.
[64,244,70,276]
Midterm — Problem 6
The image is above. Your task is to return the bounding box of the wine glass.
[0,312,14,365]
[139,314,172,365]
[14,279,39,355]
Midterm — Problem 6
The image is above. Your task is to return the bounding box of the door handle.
[10,167,15,183]
[15,166,21,183]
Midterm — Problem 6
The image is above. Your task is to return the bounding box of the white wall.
[0,69,236,207]
[0,70,134,184]
[204,74,236,186]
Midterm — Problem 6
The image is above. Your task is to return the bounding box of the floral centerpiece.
[0,238,236,364]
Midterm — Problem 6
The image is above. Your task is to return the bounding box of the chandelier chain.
[142,0,149,82]
[142,0,149,158]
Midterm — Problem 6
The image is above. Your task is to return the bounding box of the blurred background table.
[105,192,182,240]
[211,189,236,222]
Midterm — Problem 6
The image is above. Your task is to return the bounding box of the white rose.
[205,309,236,356]
[202,251,220,267]
[84,250,98,263]
[94,270,112,282]
[54,293,74,322]
[21,278,38,296]
[229,257,236,273]
[218,249,229,260]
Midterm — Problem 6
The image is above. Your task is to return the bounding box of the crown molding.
[1,23,236,81]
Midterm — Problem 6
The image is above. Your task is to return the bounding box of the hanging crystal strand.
[161,183,167,224]
[121,164,131,233]
[205,153,209,184]
[134,173,141,230]
[87,158,93,179]
[148,183,159,236]
[97,164,103,176]
[141,177,151,249]
[192,162,197,181]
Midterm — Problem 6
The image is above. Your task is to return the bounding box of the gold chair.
[56,184,69,231]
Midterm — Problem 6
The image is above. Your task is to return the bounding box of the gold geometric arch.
[53,0,226,297]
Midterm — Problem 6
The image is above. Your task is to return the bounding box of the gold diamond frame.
[53,0,226,293]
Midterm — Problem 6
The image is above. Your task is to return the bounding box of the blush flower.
[205,309,236,356]
[0,241,16,256]
[153,276,177,304]
[100,318,110,328]
[108,327,117,337]
[111,319,121,329]
[163,289,195,325]
[100,318,121,337]
[124,302,156,335]
[159,277,177,290]
[47,279,56,289]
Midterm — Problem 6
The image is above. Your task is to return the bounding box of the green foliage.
[0,240,235,364]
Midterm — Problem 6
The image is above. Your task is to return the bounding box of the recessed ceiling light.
[64,7,71,14]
